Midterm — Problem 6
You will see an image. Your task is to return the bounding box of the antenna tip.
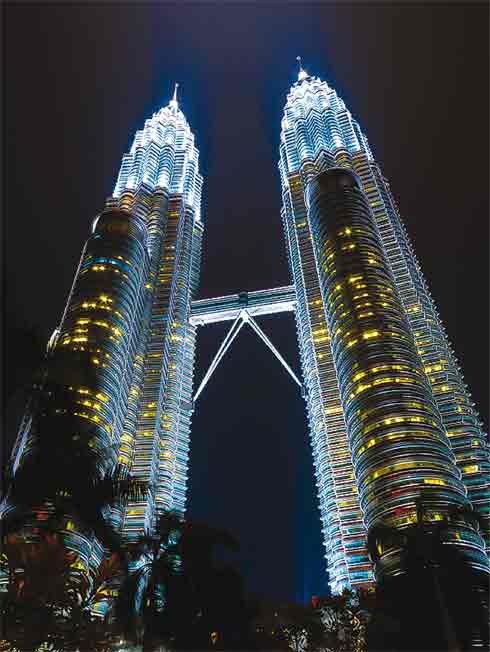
[297,56,309,81]
[170,82,179,109]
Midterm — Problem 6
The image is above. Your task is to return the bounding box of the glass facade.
[279,67,489,591]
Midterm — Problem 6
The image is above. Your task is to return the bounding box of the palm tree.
[51,552,123,652]
[2,350,148,556]
[175,519,241,649]
[3,343,148,560]
[2,447,147,562]
[115,510,184,651]
[277,602,324,652]
[1,405,148,649]
[1,348,151,649]
[115,513,241,651]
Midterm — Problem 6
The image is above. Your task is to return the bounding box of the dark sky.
[4,3,489,603]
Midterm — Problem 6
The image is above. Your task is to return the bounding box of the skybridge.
[190,285,302,401]
[190,285,296,325]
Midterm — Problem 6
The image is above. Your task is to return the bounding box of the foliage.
[249,601,326,652]
[280,603,324,652]
[115,511,245,651]
[316,589,371,652]
[0,531,118,652]
[3,349,253,651]
[114,510,183,649]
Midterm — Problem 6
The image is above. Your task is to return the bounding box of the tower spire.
[296,56,308,81]
[169,82,179,110]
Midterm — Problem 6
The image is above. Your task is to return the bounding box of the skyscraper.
[279,62,489,589]
[108,86,203,540]
[5,87,203,575]
[4,64,489,598]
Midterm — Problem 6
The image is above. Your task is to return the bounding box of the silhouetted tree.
[366,500,489,651]
[115,511,184,651]
[115,512,244,651]
[2,349,147,559]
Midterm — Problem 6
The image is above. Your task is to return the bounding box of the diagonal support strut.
[244,313,302,388]
[193,313,246,402]
[193,310,302,402]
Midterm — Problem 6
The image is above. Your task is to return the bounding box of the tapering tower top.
[296,56,309,81]
[279,66,374,186]
[112,79,202,220]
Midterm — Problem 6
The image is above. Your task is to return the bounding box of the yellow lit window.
[362,330,379,340]
[325,406,342,415]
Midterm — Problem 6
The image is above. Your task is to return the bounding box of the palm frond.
[90,465,148,508]
[114,564,149,642]
[155,509,184,541]
[152,554,179,586]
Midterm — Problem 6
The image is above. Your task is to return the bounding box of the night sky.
[4,3,489,603]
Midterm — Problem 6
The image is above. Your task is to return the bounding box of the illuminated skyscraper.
[6,86,203,574]
[108,86,203,539]
[279,61,489,590]
[4,64,489,599]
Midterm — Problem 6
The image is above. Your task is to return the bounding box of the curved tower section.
[306,168,488,580]
[279,63,489,592]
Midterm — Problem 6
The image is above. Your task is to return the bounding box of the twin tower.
[10,65,489,594]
